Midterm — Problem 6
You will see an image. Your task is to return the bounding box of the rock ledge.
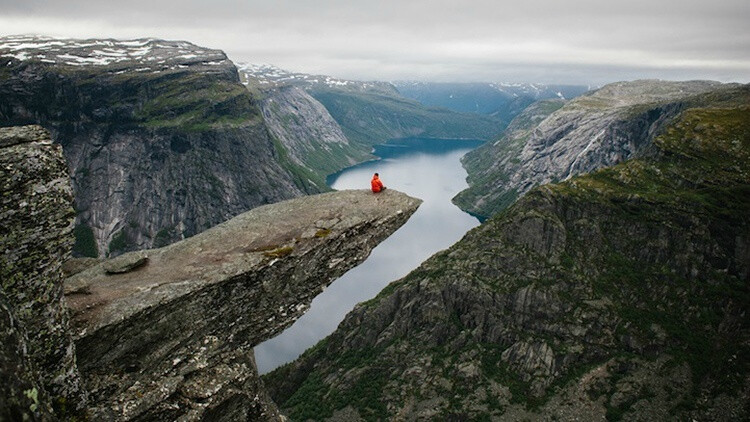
[65,189,420,420]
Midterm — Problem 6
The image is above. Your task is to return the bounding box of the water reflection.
[254,138,482,374]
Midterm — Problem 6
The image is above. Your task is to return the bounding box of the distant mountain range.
[239,63,507,147]
[454,79,744,218]
[2,35,748,422]
[392,81,591,121]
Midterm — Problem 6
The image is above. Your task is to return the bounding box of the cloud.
[1,0,749,84]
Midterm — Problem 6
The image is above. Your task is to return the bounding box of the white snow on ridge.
[56,53,112,66]
[238,62,378,91]
[7,52,30,61]
[119,39,154,47]
[0,35,227,71]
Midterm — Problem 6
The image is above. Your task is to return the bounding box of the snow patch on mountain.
[0,35,231,72]
[237,62,386,92]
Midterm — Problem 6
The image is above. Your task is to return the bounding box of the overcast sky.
[1,0,749,85]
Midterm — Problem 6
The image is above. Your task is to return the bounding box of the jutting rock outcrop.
[0,125,86,419]
[455,80,743,218]
[64,189,421,420]
[264,87,750,421]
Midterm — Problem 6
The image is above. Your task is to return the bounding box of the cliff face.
[64,189,420,420]
[0,124,421,420]
[454,99,567,216]
[0,36,317,257]
[264,92,750,420]
[0,126,86,419]
[455,80,743,218]
[257,84,371,190]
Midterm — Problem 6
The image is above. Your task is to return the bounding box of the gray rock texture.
[0,125,86,419]
[101,251,148,274]
[64,189,421,420]
[264,87,750,421]
[455,80,743,218]
[0,36,316,256]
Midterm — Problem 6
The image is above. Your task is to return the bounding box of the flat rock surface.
[65,189,420,336]
[0,125,51,147]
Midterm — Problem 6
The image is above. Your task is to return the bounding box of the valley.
[255,138,483,374]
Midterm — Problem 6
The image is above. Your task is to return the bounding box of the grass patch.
[263,246,294,258]
[315,228,331,238]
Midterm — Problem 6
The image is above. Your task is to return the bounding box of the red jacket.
[371,175,384,193]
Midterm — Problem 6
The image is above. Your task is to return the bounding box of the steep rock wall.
[265,94,750,421]
[0,125,86,419]
[0,36,314,256]
[259,84,371,190]
[455,80,744,218]
[237,63,507,148]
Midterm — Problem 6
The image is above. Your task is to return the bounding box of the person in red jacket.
[371,173,386,193]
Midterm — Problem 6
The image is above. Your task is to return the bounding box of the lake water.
[254,138,483,374]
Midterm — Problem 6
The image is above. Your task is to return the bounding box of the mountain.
[0,36,320,257]
[454,98,567,217]
[239,64,507,147]
[263,85,750,421]
[454,80,744,218]
[392,81,590,120]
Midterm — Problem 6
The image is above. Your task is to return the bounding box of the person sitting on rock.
[371,172,386,193]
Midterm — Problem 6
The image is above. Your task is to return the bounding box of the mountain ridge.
[392,81,590,120]
[454,79,747,218]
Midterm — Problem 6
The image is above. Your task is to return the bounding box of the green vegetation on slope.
[72,224,98,258]
[308,86,507,146]
[268,134,332,193]
[131,71,262,131]
[454,82,749,220]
